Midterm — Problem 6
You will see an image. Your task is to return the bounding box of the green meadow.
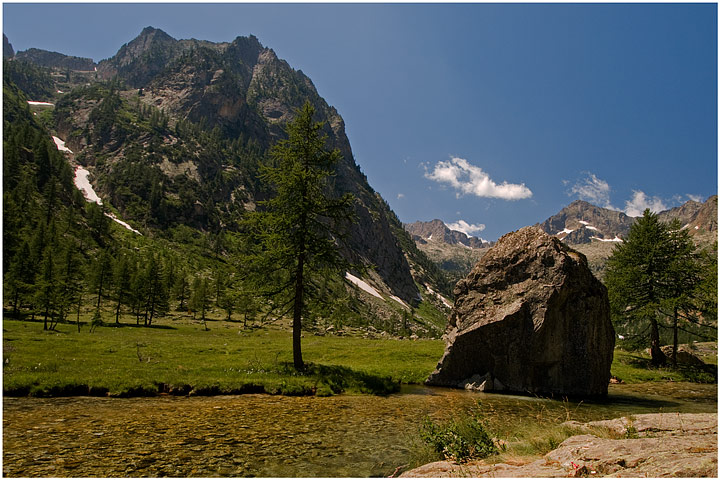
[2,316,444,397]
[3,316,715,398]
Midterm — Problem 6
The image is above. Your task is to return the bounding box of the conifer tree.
[190,276,211,330]
[57,240,83,328]
[142,252,169,326]
[5,241,33,316]
[245,101,354,370]
[112,253,133,324]
[35,246,58,330]
[695,244,718,323]
[92,249,113,311]
[605,210,706,366]
[662,220,701,366]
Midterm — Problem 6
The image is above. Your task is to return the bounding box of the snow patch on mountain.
[389,295,410,309]
[73,166,142,235]
[345,272,383,299]
[592,236,623,243]
[426,284,453,309]
[73,166,103,205]
[52,136,73,154]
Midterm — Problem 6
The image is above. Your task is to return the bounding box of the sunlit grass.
[2,316,445,397]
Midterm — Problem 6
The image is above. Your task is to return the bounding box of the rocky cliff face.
[4,34,14,59]
[427,227,615,397]
[47,27,420,304]
[659,195,717,240]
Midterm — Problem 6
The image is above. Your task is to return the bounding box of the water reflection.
[3,382,716,477]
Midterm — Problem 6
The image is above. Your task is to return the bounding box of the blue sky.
[4,3,717,241]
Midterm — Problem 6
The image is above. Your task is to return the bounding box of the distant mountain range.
[407,196,717,280]
[536,197,717,245]
[404,219,490,249]
[403,220,492,283]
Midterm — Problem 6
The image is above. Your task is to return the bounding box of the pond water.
[3,382,716,477]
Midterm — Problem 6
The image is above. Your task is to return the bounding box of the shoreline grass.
[4,315,716,398]
[2,316,444,397]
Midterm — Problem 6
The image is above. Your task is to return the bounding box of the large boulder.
[426,226,614,396]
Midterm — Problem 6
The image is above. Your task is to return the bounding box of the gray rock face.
[426,226,615,396]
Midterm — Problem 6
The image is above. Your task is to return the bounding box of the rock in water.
[426,226,614,396]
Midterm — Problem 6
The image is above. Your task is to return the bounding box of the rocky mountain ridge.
[403,219,493,284]
[407,196,717,281]
[537,196,717,246]
[6,27,452,331]
[15,48,96,71]
[404,219,489,249]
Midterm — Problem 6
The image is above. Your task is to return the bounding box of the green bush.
[419,412,497,463]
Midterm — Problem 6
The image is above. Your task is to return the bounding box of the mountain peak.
[404,219,488,249]
[539,196,717,246]
[4,34,14,59]
[138,26,173,40]
[98,26,180,86]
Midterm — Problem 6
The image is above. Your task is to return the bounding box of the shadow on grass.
[103,322,177,330]
[621,353,717,383]
[282,362,400,396]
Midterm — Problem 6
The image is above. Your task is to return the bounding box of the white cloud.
[624,190,668,217]
[397,193,405,200]
[445,219,486,237]
[687,194,703,203]
[569,173,614,209]
[424,157,532,200]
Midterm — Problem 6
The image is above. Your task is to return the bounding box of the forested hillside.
[3,28,453,338]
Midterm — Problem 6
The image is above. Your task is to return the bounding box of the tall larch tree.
[245,101,354,370]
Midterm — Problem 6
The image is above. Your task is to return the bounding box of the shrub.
[419,413,497,463]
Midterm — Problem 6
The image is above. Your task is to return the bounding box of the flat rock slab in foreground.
[401,412,718,478]
[426,226,615,396]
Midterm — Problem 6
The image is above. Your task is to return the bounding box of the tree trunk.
[292,253,305,371]
[12,290,19,316]
[115,301,120,324]
[649,317,666,366]
[96,266,105,311]
[178,286,186,311]
[76,293,82,332]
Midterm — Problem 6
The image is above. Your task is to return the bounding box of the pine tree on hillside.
[112,253,133,324]
[662,220,701,366]
[244,101,354,370]
[605,210,708,366]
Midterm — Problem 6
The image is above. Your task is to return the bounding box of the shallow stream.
[3,382,716,477]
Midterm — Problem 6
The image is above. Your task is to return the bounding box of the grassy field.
[3,315,715,397]
[2,316,444,397]
[610,347,717,384]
